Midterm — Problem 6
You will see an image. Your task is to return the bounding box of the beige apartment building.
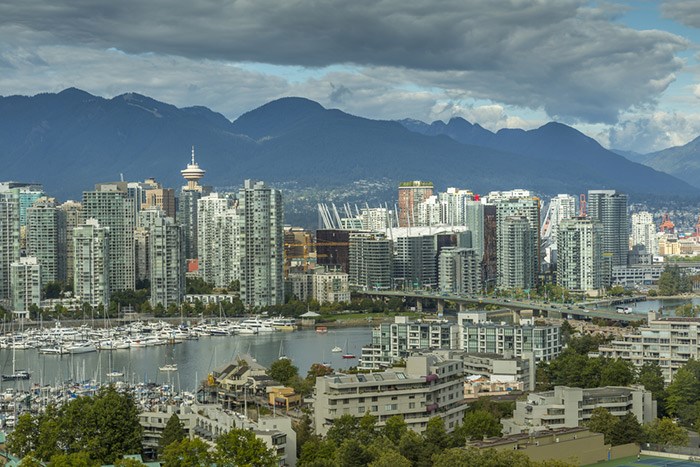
[314,354,467,435]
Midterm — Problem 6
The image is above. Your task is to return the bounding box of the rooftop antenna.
[191,145,196,164]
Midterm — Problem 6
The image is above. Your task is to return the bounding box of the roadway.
[358,290,645,323]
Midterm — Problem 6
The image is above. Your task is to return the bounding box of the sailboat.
[341,339,356,359]
[2,335,31,380]
[278,341,289,361]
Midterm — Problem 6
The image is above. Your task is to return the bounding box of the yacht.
[66,342,97,354]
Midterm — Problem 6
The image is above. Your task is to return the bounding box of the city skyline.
[2,1,700,153]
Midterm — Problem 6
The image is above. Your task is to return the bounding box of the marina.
[0,322,372,392]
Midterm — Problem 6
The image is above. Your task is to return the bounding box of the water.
[0,327,373,391]
[599,297,700,316]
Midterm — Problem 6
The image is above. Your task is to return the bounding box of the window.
[409,402,415,409]
[371,405,378,412]
[358,407,365,413]
[385,404,398,411]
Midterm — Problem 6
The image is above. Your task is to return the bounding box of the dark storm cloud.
[0,0,689,123]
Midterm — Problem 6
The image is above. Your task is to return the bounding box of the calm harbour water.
[0,326,373,391]
[599,297,700,316]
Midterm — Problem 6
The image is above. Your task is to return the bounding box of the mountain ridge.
[0,89,696,202]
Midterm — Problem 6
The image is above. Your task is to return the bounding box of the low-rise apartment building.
[598,311,700,383]
[502,385,656,435]
[139,403,296,466]
[458,312,562,361]
[359,316,459,369]
[314,354,467,435]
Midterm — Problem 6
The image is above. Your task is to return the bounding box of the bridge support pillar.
[416,299,423,313]
[437,299,444,313]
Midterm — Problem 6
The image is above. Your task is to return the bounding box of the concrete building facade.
[26,197,67,285]
[239,180,284,308]
[438,247,481,294]
[10,257,41,314]
[556,217,604,293]
[83,184,135,291]
[73,219,110,308]
[149,217,185,308]
[587,190,628,267]
[502,385,656,435]
[315,354,467,435]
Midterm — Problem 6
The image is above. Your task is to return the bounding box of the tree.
[161,438,213,467]
[600,359,635,386]
[18,455,43,467]
[298,437,337,466]
[6,413,38,458]
[637,362,665,399]
[382,415,408,444]
[586,408,618,445]
[368,449,412,467]
[159,414,186,453]
[267,358,299,386]
[335,439,373,467]
[610,413,643,446]
[675,303,700,318]
[293,414,314,457]
[215,428,278,467]
[454,410,502,443]
[644,418,689,446]
[49,451,97,466]
[326,414,359,446]
[666,367,700,417]
[42,281,62,299]
[357,412,378,444]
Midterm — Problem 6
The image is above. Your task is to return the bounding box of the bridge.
[357,290,646,323]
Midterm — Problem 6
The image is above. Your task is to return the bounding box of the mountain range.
[614,139,700,189]
[0,88,697,202]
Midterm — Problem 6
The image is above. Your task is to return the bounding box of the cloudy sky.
[2,0,700,153]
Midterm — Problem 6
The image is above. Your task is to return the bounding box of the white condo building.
[556,217,604,293]
[631,211,658,256]
[10,257,41,315]
[73,219,110,308]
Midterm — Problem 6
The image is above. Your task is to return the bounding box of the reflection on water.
[600,297,700,316]
[0,327,373,391]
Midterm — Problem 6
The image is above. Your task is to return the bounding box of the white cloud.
[0,0,689,124]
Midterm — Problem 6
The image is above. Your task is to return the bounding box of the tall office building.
[239,180,284,308]
[482,204,497,288]
[438,247,481,294]
[197,193,234,286]
[149,217,185,308]
[587,190,628,267]
[59,201,83,286]
[142,178,176,219]
[393,235,437,290]
[496,196,540,289]
[631,211,658,256]
[73,219,110,308]
[26,197,67,285]
[398,181,433,227]
[541,194,577,243]
[83,183,135,291]
[438,187,474,226]
[213,208,242,288]
[497,216,536,290]
[316,230,351,273]
[177,148,211,260]
[557,217,604,293]
[0,182,45,228]
[349,232,393,290]
[10,257,41,314]
[0,192,20,303]
[134,208,167,285]
[465,200,484,258]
